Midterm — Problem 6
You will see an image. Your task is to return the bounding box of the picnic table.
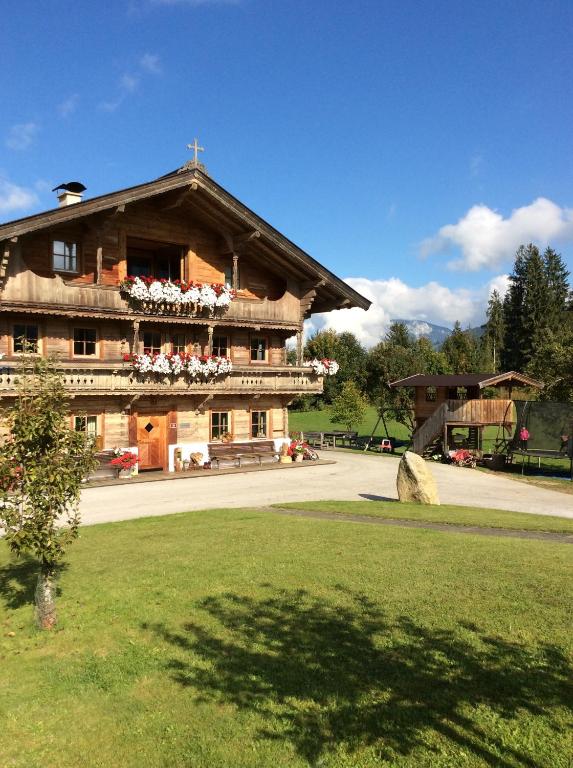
[303,431,358,449]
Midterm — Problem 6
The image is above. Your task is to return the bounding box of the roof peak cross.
[177,138,207,175]
[186,138,204,163]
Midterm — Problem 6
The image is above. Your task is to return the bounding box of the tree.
[441,322,479,373]
[329,381,368,432]
[485,289,505,371]
[0,355,97,629]
[502,245,529,371]
[305,329,367,404]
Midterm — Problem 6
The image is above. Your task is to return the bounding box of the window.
[212,334,228,357]
[251,411,267,438]
[171,334,187,354]
[74,415,98,442]
[126,245,181,281]
[73,328,97,356]
[425,386,437,402]
[143,332,161,356]
[223,264,240,289]
[53,240,78,272]
[211,411,230,440]
[13,324,39,353]
[250,336,267,362]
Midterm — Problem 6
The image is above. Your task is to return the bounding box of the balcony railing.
[0,363,322,397]
[446,398,514,424]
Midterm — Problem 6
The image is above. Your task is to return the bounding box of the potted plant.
[110,450,139,478]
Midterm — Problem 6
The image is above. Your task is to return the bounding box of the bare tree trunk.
[35,562,57,630]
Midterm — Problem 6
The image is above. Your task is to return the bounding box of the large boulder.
[396,451,440,505]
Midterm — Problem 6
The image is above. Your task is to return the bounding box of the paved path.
[79,451,573,526]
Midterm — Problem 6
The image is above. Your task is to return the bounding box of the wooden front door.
[136,414,166,471]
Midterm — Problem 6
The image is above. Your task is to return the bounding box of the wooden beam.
[0,241,10,279]
[162,184,198,211]
[233,229,260,248]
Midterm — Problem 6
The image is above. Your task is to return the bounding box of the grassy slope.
[275,500,573,534]
[1,508,572,768]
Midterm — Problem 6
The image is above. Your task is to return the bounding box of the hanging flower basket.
[122,352,233,379]
[305,358,339,376]
[120,276,236,316]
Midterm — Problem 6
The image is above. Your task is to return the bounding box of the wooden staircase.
[411,398,514,456]
[412,403,448,455]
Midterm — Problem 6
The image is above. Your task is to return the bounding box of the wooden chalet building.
[389,372,542,456]
[0,156,370,471]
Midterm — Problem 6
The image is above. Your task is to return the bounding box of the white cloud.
[421,198,573,271]
[58,94,79,118]
[306,275,507,348]
[0,178,38,215]
[120,73,139,92]
[5,122,39,151]
[140,53,162,74]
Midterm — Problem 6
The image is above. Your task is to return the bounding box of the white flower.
[306,358,339,376]
[148,281,164,302]
[129,278,150,301]
[198,285,217,308]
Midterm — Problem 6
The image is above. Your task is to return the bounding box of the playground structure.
[389,371,543,457]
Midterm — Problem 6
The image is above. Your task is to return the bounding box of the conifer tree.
[485,289,505,371]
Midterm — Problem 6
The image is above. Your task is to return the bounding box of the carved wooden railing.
[411,399,515,455]
[0,364,323,397]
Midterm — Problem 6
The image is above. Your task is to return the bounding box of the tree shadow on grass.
[0,555,66,610]
[145,587,572,767]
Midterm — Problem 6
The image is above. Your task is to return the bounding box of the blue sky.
[2,0,572,344]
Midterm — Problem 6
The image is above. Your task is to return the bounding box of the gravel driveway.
[79,451,573,526]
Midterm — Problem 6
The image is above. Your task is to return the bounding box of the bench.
[208,440,280,469]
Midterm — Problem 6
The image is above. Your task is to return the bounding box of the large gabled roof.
[0,165,371,313]
[389,372,543,389]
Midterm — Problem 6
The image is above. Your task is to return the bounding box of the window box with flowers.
[122,352,233,379]
[120,276,236,316]
[306,358,339,376]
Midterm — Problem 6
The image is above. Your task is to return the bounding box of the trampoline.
[509,400,573,479]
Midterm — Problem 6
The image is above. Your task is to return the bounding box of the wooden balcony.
[0,363,323,398]
[445,398,514,425]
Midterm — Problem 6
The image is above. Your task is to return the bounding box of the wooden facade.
[0,162,370,470]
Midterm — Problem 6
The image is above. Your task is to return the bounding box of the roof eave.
[0,168,371,312]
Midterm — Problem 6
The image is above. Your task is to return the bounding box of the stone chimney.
[57,190,83,207]
[52,182,87,207]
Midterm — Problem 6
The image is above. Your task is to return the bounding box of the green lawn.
[289,406,411,445]
[1,507,572,768]
[276,500,573,534]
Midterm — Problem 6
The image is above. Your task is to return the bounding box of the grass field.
[1,506,572,767]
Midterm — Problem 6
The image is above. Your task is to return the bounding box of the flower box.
[123,352,232,379]
[120,276,235,316]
